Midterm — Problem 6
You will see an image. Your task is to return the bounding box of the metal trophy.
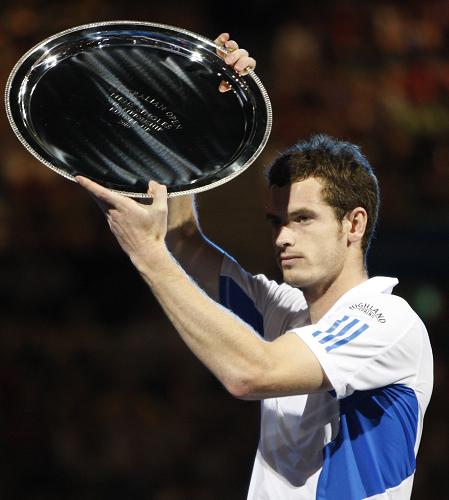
[5,21,272,197]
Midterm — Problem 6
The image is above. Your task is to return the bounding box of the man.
[76,33,433,500]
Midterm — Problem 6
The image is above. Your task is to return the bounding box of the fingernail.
[219,81,232,93]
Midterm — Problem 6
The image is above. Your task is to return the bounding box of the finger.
[224,48,249,66]
[214,32,229,46]
[234,56,256,75]
[219,80,232,93]
[147,180,168,208]
[214,35,244,92]
[224,39,239,52]
[214,32,230,56]
[76,176,129,210]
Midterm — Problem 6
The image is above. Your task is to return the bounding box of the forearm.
[166,195,223,299]
[131,244,267,398]
[166,194,198,244]
[76,177,330,400]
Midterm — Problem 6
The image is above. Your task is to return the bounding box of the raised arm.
[76,178,330,400]
[163,32,257,300]
[165,195,223,301]
[75,35,331,400]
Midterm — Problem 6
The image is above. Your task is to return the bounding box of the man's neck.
[303,267,368,324]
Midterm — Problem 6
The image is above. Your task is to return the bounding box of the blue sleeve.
[219,270,264,337]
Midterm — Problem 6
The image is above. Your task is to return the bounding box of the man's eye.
[267,218,281,227]
[295,216,312,223]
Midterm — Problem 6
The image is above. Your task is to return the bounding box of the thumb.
[219,80,232,93]
[147,180,168,207]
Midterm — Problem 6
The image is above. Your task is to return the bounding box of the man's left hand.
[76,176,168,265]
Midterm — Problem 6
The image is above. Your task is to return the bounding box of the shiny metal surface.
[5,21,272,197]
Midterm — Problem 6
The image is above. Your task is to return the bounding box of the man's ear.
[345,207,368,245]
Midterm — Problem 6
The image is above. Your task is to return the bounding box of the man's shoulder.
[341,281,425,335]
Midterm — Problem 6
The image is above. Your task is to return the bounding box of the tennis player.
[77,33,433,500]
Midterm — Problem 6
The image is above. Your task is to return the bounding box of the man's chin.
[282,271,312,289]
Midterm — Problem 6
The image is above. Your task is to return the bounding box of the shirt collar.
[335,276,399,308]
[303,276,399,326]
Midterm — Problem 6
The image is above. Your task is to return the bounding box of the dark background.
[1,1,448,498]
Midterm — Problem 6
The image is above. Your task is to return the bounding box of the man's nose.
[274,225,295,248]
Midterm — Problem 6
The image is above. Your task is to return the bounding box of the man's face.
[266,177,348,290]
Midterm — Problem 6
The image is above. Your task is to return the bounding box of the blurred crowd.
[0,0,448,498]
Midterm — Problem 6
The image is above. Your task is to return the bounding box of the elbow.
[226,381,255,401]
[224,367,267,401]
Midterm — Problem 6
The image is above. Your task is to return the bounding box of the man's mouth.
[279,255,304,263]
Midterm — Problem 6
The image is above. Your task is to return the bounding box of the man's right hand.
[214,32,257,93]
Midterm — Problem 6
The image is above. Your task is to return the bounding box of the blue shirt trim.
[317,384,418,500]
[219,275,264,337]
[311,315,370,352]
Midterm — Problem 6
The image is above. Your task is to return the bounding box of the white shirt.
[219,255,433,500]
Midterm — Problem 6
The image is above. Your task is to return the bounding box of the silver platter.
[5,21,272,197]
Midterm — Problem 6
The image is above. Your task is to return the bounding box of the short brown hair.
[268,134,380,255]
